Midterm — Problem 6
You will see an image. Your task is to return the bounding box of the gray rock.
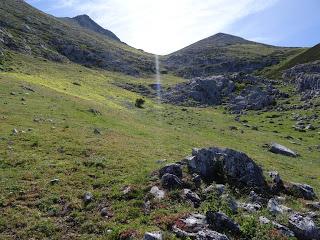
[289,213,320,240]
[249,191,264,204]
[188,147,267,191]
[196,230,229,240]
[183,189,201,208]
[172,214,207,238]
[150,186,165,200]
[159,163,182,178]
[286,183,317,200]
[161,173,182,189]
[203,184,225,196]
[239,202,262,212]
[192,174,202,188]
[269,143,297,157]
[267,198,292,215]
[206,211,240,234]
[50,178,60,185]
[162,76,235,106]
[83,192,93,204]
[143,231,162,240]
[259,216,295,237]
[93,128,101,135]
[100,207,110,217]
[12,128,19,135]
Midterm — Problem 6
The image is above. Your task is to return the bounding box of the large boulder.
[182,189,202,208]
[188,147,267,192]
[289,213,320,240]
[269,143,297,157]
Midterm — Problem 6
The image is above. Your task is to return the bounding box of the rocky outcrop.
[161,173,182,189]
[188,147,267,191]
[229,86,276,113]
[162,76,235,106]
[159,164,183,178]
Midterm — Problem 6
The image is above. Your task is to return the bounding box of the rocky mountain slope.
[163,33,302,78]
[62,14,121,42]
[0,0,154,76]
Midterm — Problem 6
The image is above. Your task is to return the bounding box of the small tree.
[135,98,145,108]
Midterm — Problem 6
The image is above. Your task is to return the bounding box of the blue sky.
[26,0,320,55]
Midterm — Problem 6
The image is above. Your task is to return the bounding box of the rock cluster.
[148,146,319,240]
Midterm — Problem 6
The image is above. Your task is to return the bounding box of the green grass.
[0,53,319,239]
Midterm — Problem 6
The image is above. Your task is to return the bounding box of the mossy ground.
[0,53,319,239]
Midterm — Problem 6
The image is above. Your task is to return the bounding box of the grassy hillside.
[163,33,302,78]
[0,52,319,239]
[264,44,320,78]
[0,0,154,75]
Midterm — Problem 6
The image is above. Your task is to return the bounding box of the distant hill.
[163,33,302,78]
[62,14,121,42]
[0,0,154,76]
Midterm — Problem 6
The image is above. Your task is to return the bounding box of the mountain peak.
[204,32,250,45]
[70,14,121,42]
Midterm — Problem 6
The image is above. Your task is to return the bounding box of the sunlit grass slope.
[0,53,319,239]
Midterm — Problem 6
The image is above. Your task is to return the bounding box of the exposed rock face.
[288,213,320,240]
[283,61,320,100]
[162,76,235,106]
[188,147,267,191]
[269,143,297,157]
[161,173,182,189]
[229,86,276,113]
[285,183,317,200]
[159,164,182,178]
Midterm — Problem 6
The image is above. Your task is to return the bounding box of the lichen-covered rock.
[289,213,320,240]
[196,230,229,240]
[267,198,292,215]
[150,186,165,200]
[188,147,267,191]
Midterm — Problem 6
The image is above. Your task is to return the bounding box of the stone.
[249,191,264,204]
[196,230,229,240]
[161,173,182,189]
[50,178,60,185]
[206,211,240,234]
[159,163,182,178]
[150,186,165,200]
[83,192,93,204]
[203,184,225,196]
[286,183,317,200]
[12,128,19,135]
[94,128,101,135]
[88,108,101,115]
[172,214,207,238]
[259,216,295,237]
[188,147,267,191]
[144,232,162,240]
[192,174,202,188]
[100,207,111,217]
[267,198,292,215]
[269,142,297,157]
[239,202,262,212]
[183,189,201,208]
[289,213,320,240]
